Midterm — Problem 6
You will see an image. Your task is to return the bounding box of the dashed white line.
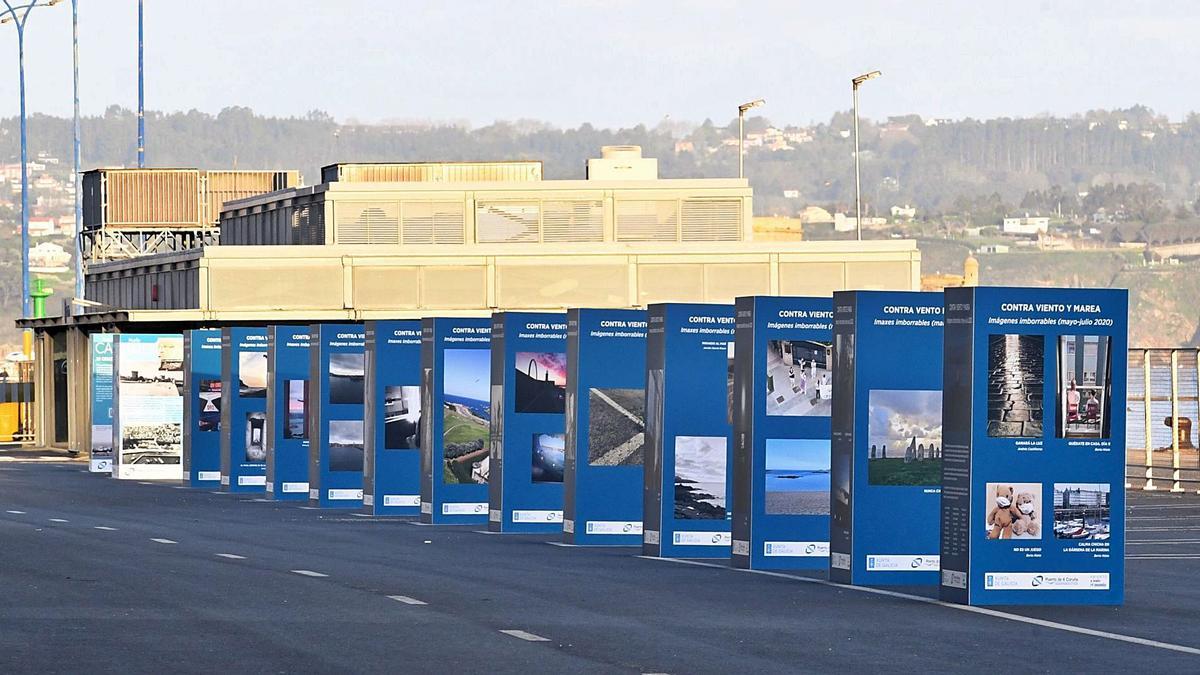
[6,510,26,514]
[297,506,319,510]
[93,526,118,531]
[137,481,153,485]
[351,513,372,518]
[150,538,177,544]
[215,553,246,560]
[291,569,328,578]
[48,518,69,523]
[499,629,550,642]
[387,595,427,605]
[172,486,188,490]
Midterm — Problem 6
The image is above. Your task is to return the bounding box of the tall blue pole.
[14,11,30,322]
[137,0,144,167]
[73,0,82,302]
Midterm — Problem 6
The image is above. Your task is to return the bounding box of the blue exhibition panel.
[830,291,943,586]
[88,334,115,474]
[362,320,423,516]
[487,312,568,533]
[220,327,269,492]
[940,286,1127,606]
[563,308,648,546]
[419,317,492,524]
[731,296,833,570]
[183,329,222,487]
[643,303,735,558]
[308,324,366,508]
[265,326,311,501]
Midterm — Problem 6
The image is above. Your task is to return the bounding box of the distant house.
[782,190,801,199]
[978,244,1009,254]
[890,204,917,220]
[798,206,834,225]
[28,217,57,237]
[834,213,887,232]
[29,241,71,270]
[1001,216,1049,235]
[1091,208,1115,225]
[673,140,695,155]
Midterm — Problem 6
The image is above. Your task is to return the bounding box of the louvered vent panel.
[542,200,603,242]
[336,201,399,244]
[681,199,742,241]
[476,201,540,243]
[615,200,678,242]
[402,201,466,244]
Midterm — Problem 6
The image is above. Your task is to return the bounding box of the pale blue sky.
[2,1,1197,127]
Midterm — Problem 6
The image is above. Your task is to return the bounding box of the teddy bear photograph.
[985,482,1042,540]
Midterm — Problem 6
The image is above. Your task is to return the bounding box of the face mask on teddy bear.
[1019,503,1034,514]
[996,496,1011,508]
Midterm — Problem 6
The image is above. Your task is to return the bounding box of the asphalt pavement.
[1,456,1198,673]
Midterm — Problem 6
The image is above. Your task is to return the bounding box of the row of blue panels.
[91,288,1129,606]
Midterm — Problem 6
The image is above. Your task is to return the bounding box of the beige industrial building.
[21,146,922,452]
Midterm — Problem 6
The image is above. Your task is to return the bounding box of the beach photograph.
[442,349,491,484]
[283,379,307,440]
[766,340,832,417]
[587,387,645,466]
[198,379,222,432]
[328,419,364,472]
[985,482,1042,540]
[244,412,267,462]
[673,435,728,520]
[384,385,421,449]
[1056,336,1112,439]
[531,433,566,483]
[90,424,112,456]
[1053,483,1111,540]
[987,334,1045,438]
[238,352,268,398]
[764,438,831,515]
[328,353,366,405]
[514,351,567,414]
[867,389,943,486]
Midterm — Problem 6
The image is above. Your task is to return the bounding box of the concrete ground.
[1,453,1198,673]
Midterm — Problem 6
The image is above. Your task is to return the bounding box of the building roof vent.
[587,145,657,181]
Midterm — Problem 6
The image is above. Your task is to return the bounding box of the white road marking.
[137,481,153,485]
[291,569,328,578]
[1129,515,1200,521]
[209,491,224,495]
[546,542,579,547]
[150,538,177,544]
[172,485,188,489]
[216,553,246,560]
[387,595,427,606]
[93,526,118,531]
[639,556,1200,656]
[1128,503,1200,510]
[350,513,372,518]
[499,629,550,642]
[473,530,502,535]
[6,510,26,514]
[297,506,319,510]
[1129,526,1200,532]
[48,518,69,523]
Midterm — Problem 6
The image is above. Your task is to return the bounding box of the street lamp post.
[852,70,881,242]
[72,0,81,302]
[137,0,144,167]
[1,0,61,347]
[737,98,765,180]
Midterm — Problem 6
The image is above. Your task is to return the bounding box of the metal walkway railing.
[1127,348,1200,492]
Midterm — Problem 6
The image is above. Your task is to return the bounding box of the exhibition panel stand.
[308,324,367,508]
[940,287,1127,605]
[265,326,312,501]
[182,329,222,487]
[731,296,833,570]
[643,303,735,558]
[563,308,648,546]
[488,312,569,533]
[830,291,944,586]
[112,333,185,481]
[220,327,270,492]
[88,334,115,474]
[362,320,423,516]
[419,317,492,525]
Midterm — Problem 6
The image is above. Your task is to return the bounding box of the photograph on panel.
[764,438,831,515]
[986,334,1045,438]
[239,352,268,398]
[985,482,1042,540]
[383,385,421,449]
[328,419,365,472]
[244,412,267,462]
[442,349,490,484]
[514,351,567,414]
[198,379,222,432]
[673,435,728,520]
[531,433,566,483]
[587,387,645,466]
[867,389,943,486]
[1053,483,1111,540]
[283,380,307,440]
[766,340,833,416]
[328,353,366,405]
[1055,335,1112,439]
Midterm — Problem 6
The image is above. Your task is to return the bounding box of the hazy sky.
[2,1,1198,128]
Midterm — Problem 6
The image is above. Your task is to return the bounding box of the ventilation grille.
[336,202,400,244]
[681,199,742,241]
[615,200,678,242]
[402,201,466,244]
[543,200,603,242]
[477,202,540,243]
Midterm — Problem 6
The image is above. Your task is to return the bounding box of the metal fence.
[1127,348,1200,492]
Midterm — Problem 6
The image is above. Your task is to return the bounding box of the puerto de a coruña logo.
[805,544,817,555]
[711,534,723,544]
[622,523,633,533]
[911,557,924,569]
[1031,575,1044,587]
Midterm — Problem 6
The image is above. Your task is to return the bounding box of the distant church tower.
[964,253,979,287]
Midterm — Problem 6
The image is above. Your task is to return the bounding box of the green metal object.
[30,277,52,319]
